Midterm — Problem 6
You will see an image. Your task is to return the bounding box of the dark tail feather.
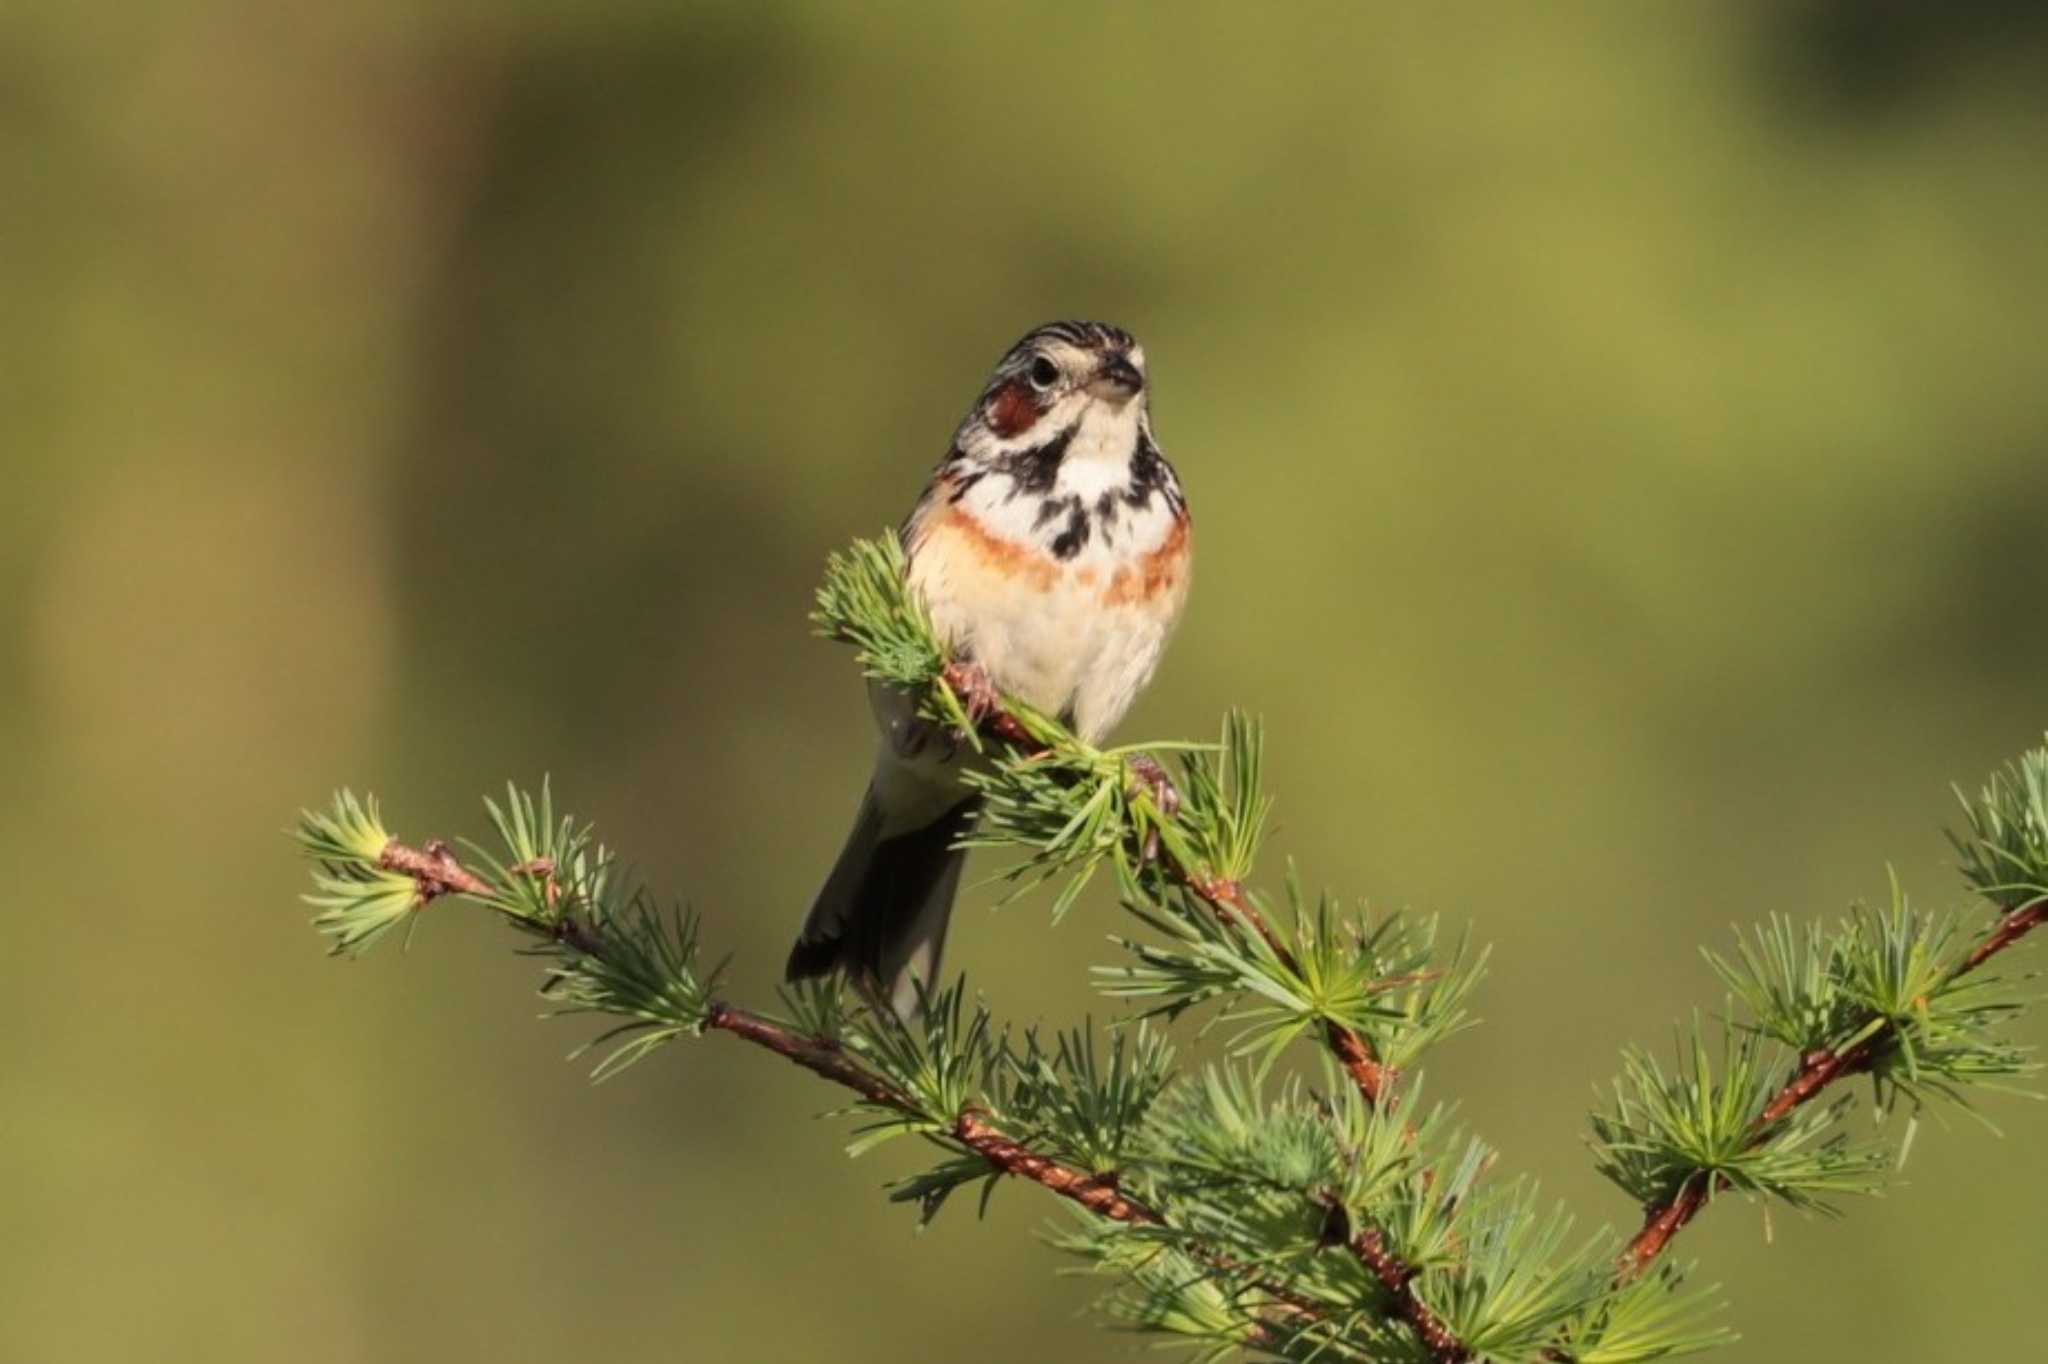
[785,788,981,1017]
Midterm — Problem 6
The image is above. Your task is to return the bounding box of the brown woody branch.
[1191,873,1400,1106]
[1320,1201,1468,1364]
[371,839,1166,1234]
[374,832,1349,1346]
[706,1009,1166,1226]
[1350,1226,1465,1364]
[1614,1178,1714,1282]
[1617,894,2048,1279]
[1960,896,2048,974]
[954,1110,1157,1223]
[702,1000,1337,1332]
[702,1002,912,1109]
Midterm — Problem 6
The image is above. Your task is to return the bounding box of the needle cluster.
[1595,759,2047,1278]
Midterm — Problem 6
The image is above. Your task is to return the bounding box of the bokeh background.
[7,3,2047,1360]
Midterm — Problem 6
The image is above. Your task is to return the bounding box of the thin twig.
[380,838,607,952]
[1614,1178,1714,1282]
[701,1001,1331,1329]
[946,689,1402,1112]
[1183,873,1399,1105]
[1618,894,2048,1278]
[379,838,494,900]
[702,1002,911,1109]
[1959,897,2048,975]
[1320,1200,1467,1364]
[955,1110,1157,1223]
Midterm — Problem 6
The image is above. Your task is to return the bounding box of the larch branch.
[1618,893,2047,1279]
[706,1006,1333,1329]
[944,688,1401,1111]
[370,826,1412,1351]
[1181,873,1397,1105]
[703,1003,912,1109]
[1321,1199,1468,1364]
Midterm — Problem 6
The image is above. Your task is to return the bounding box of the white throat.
[1048,398,1142,500]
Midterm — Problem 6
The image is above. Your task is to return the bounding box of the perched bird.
[786,320,1192,1016]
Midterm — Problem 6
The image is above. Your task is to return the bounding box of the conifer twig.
[701,1007,1150,1223]
[1188,872,1399,1105]
[711,1005,1338,1334]
[1320,1201,1468,1363]
[365,833,1340,1342]
[952,1110,1159,1224]
[293,539,2045,1363]
[951,694,1400,1109]
[1959,897,2048,975]
[1617,892,2048,1278]
[702,1002,912,1109]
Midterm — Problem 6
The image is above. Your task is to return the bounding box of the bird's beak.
[1088,354,1145,401]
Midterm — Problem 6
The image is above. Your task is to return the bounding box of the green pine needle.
[1416,1187,1610,1361]
[1949,740,2048,912]
[1558,1261,1734,1363]
[993,1020,1177,1174]
[1590,1015,1886,1213]
[810,532,947,693]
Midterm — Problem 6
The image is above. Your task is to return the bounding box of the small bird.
[786,321,1192,1016]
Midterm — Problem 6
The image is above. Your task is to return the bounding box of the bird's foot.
[942,659,1005,731]
[1126,753,1181,865]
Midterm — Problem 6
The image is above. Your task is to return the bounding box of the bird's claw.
[1127,753,1181,865]
[942,659,1004,730]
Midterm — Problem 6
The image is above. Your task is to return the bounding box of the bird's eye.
[1028,356,1060,390]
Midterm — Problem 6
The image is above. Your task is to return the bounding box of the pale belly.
[906,507,1186,741]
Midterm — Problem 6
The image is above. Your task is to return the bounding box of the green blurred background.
[7,2,2046,1360]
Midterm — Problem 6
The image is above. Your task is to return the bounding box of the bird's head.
[955,320,1150,467]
